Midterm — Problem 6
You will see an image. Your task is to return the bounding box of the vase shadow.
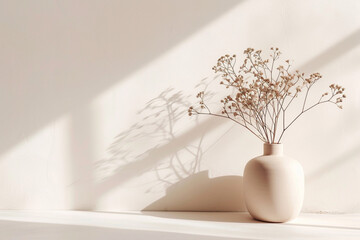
[141,211,259,223]
[143,170,246,212]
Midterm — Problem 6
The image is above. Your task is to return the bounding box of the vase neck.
[263,143,283,156]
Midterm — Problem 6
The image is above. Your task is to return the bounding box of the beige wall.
[0,0,359,213]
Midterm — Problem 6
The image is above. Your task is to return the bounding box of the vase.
[243,143,304,222]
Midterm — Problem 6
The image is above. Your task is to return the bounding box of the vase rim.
[263,143,283,155]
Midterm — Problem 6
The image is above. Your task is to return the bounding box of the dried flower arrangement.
[188,48,346,143]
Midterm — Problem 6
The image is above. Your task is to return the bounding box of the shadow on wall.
[143,171,245,211]
[94,86,206,194]
[94,77,245,211]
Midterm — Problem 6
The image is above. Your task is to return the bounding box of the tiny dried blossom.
[189,47,346,143]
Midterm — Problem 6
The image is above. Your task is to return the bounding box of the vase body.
[243,143,304,222]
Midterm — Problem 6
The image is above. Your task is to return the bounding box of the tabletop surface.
[0,210,359,240]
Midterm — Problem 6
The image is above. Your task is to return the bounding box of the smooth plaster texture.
[0,0,360,212]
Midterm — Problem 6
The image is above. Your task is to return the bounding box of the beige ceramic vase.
[243,143,304,222]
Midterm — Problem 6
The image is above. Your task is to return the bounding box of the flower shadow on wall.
[94,78,246,211]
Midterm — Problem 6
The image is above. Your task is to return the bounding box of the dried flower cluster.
[188,47,346,143]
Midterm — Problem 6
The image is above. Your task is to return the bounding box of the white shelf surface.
[0,210,359,240]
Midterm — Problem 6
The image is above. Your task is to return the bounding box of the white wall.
[0,0,359,213]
